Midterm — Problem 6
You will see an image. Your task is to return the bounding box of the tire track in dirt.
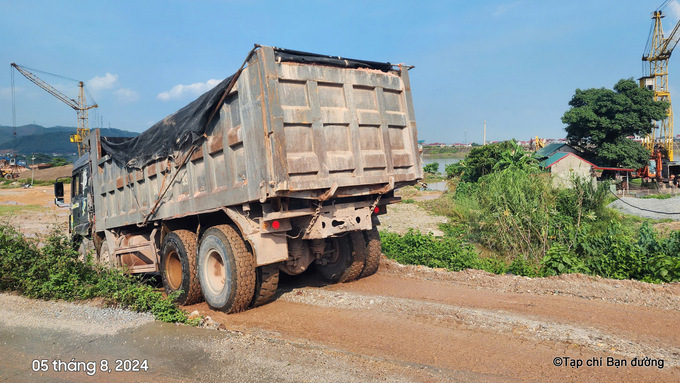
[191,270,680,382]
[279,284,680,365]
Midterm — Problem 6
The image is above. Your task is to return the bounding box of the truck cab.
[54,153,92,237]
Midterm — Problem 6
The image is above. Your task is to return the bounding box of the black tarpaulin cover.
[100,75,234,169]
[99,46,392,170]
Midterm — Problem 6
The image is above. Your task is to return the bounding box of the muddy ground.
[0,185,678,382]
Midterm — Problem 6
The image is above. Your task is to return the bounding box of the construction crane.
[640,1,680,165]
[10,63,98,156]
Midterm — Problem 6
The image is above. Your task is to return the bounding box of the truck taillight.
[272,220,280,230]
[373,206,380,214]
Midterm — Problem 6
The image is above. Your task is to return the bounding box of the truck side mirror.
[54,181,64,205]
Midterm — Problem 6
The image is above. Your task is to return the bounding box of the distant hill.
[0,125,137,155]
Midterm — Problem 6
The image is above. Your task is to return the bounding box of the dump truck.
[55,45,422,313]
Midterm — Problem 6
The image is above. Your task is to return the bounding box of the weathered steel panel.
[91,46,421,232]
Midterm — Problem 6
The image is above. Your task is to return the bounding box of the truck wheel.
[77,238,95,263]
[339,231,366,283]
[250,264,279,307]
[359,228,381,278]
[97,242,119,269]
[198,225,255,313]
[316,235,353,283]
[161,230,202,305]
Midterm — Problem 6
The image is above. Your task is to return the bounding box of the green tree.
[423,162,439,174]
[561,78,668,168]
[446,140,537,182]
[49,157,69,167]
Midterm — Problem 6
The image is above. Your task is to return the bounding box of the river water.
[421,157,460,168]
[420,157,460,191]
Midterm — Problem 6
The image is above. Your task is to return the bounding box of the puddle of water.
[424,181,448,191]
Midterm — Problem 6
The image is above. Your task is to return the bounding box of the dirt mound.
[26,165,73,181]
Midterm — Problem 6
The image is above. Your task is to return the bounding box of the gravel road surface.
[608,195,680,220]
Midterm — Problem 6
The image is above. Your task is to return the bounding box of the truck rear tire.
[161,230,202,305]
[316,235,356,283]
[250,264,279,307]
[198,225,255,313]
[359,228,381,278]
[340,231,367,283]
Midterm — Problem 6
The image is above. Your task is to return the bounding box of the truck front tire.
[198,225,255,313]
[77,237,95,263]
[161,230,202,305]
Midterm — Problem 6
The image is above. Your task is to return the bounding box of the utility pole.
[483,120,487,145]
[31,154,35,186]
[464,130,467,145]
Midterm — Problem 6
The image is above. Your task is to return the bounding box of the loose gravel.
[0,292,154,336]
[608,195,680,220]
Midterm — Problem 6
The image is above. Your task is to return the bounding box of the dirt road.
[1,260,677,382]
[0,186,678,381]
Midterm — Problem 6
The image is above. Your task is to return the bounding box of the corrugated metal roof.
[540,152,596,169]
[539,152,569,168]
[535,143,566,157]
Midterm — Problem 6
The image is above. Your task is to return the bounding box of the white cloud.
[0,87,13,99]
[87,73,118,91]
[668,1,680,23]
[493,1,521,17]
[114,88,140,103]
[157,79,221,101]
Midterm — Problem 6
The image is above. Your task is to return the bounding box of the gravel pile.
[0,293,154,336]
[608,195,680,220]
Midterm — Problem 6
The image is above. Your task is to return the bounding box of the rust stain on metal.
[209,133,224,154]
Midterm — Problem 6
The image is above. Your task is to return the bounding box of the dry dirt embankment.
[29,164,73,181]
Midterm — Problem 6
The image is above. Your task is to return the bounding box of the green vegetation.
[49,157,69,167]
[0,205,46,215]
[0,225,197,324]
[382,140,680,284]
[445,141,538,182]
[0,178,64,189]
[562,78,668,169]
[421,146,469,158]
[641,193,674,199]
[423,162,439,174]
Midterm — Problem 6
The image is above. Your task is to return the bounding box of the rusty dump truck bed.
[88,45,422,231]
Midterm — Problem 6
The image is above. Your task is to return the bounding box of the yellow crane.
[10,63,98,156]
[640,2,680,163]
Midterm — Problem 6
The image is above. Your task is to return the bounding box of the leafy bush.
[446,141,538,182]
[541,244,590,276]
[423,162,439,174]
[380,229,478,271]
[49,157,70,167]
[0,226,196,324]
[539,222,680,283]
[380,229,543,277]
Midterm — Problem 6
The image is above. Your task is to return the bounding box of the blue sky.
[1,0,678,144]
